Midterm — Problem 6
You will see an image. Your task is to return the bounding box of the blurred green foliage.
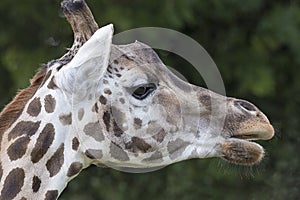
[0,0,299,199]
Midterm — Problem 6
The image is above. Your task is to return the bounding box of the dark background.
[0,0,299,199]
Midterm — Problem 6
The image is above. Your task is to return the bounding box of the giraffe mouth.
[220,126,274,166]
[230,127,274,141]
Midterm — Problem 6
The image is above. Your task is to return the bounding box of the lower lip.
[220,139,265,166]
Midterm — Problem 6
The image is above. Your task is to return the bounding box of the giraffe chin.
[220,139,265,166]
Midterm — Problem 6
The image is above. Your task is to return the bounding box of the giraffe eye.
[132,83,156,100]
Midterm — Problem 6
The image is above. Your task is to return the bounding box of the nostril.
[235,100,257,112]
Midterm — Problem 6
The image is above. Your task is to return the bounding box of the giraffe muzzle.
[220,104,274,165]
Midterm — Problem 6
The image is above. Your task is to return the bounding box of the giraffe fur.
[0,0,274,199]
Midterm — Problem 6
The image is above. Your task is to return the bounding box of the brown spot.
[44,94,56,113]
[57,64,63,71]
[0,168,25,200]
[20,197,27,200]
[113,59,119,65]
[85,149,103,159]
[32,176,41,193]
[167,139,190,160]
[27,97,41,117]
[45,190,58,200]
[103,110,111,132]
[116,74,122,78]
[111,106,125,121]
[103,79,109,84]
[7,136,30,161]
[107,65,112,73]
[112,121,123,137]
[152,129,167,143]
[104,89,112,95]
[67,162,83,177]
[125,137,151,153]
[46,143,64,177]
[119,98,125,104]
[47,76,58,89]
[198,94,212,111]
[72,137,80,151]
[31,123,55,163]
[8,121,41,141]
[85,150,94,159]
[78,108,84,121]
[83,122,104,142]
[110,142,129,161]
[134,118,142,129]
[154,92,181,126]
[59,113,72,125]
[99,95,107,105]
[92,103,99,113]
[142,151,163,163]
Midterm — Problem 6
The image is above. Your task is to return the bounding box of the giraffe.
[0,0,274,199]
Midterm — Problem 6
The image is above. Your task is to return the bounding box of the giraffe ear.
[56,24,113,98]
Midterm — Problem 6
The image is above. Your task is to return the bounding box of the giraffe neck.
[0,72,89,200]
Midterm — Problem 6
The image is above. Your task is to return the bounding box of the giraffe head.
[0,2,275,199]
[53,24,274,170]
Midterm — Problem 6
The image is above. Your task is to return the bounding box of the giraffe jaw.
[220,125,274,166]
[220,139,265,166]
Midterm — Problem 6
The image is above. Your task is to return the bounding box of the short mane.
[0,66,47,147]
[0,0,97,149]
